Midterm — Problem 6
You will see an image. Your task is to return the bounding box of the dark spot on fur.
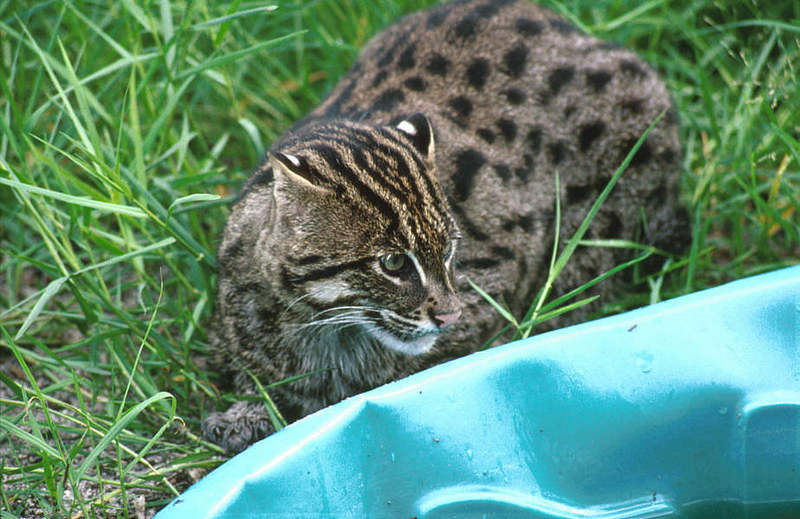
[453,0,512,40]
[278,266,294,290]
[427,53,450,76]
[659,148,677,164]
[619,98,645,117]
[377,27,413,68]
[475,0,512,17]
[563,106,576,119]
[460,257,500,269]
[377,45,394,68]
[586,70,612,92]
[496,118,517,142]
[502,43,528,78]
[371,70,389,88]
[454,16,477,38]
[427,7,448,28]
[321,76,356,117]
[492,246,514,259]
[397,43,416,69]
[514,166,529,181]
[450,204,490,241]
[493,163,511,181]
[251,165,274,185]
[503,88,525,105]
[578,121,606,152]
[351,146,371,173]
[466,58,490,89]
[590,175,613,193]
[547,140,566,164]
[523,153,533,167]
[516,18,543,36]
[548,66,575,95]
[453,149,486,201]
[404,76,427,91]
[646,181,668,207]
[620,60,647,78]
[567,184,592,205]
[621,138,653,166]
[549,19,578,34]
[477,128,496,143]
[296,254,324,266]
[527,127,543,154]
[502,219,516,232]
[605,212,623,239]
[518,212,535,232]
[449,95,473,119]
[370,88,405,112]
[257,305,279,326]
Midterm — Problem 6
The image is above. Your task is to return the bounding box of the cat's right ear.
[269,152,329,193]
[395,113,435,162]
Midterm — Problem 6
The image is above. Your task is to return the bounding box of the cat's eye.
[380,253,407,273]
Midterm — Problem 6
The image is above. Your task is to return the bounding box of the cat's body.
[203,0,687,453]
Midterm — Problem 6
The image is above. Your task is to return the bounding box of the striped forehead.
[286,122,453,251]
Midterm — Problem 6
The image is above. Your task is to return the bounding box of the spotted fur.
[203,0,688,453]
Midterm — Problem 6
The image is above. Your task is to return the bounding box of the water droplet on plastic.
[466,449,473,460]
[390,452,395,462]
[635,350,654,373]
[718,406,728,415]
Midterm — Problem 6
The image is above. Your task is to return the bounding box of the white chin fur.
[362,323,438,356]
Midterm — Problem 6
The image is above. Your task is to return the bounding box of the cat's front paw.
[202,401,274,454]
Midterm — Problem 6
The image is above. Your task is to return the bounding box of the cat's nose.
[432,309,461,328]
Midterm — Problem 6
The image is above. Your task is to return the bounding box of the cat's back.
[310,0,680,218]
[314,0,677,150]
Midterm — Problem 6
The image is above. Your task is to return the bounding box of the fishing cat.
[202,0,687,453]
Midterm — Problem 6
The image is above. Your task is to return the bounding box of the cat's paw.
[202,401,274,454]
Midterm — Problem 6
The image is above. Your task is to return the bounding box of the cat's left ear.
[270,151,330,194]
[395,113,435,162]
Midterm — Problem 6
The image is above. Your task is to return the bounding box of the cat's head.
[268,114,462,355]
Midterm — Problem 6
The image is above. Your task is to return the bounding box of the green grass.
[0,0,798,516]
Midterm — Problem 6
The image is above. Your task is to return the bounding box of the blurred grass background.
[0,0,798,516]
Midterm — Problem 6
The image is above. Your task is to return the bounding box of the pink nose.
[433,310,461,328]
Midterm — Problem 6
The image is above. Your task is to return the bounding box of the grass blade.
[72,391,176,482]
[175,32,303,80]
[167,194,222,220]
[0,416,62,459]
[538,250,653,315]
[193,6,278,29]
[14,276,66,340]
[0,176,146,218]
[467,278,518,326]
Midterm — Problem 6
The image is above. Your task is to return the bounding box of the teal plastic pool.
[157,266,800,518]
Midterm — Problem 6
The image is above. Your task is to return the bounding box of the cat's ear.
[395,113,435,161]
[269,151,329,193]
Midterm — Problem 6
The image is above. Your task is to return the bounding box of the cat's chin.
[361,323,439,356]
